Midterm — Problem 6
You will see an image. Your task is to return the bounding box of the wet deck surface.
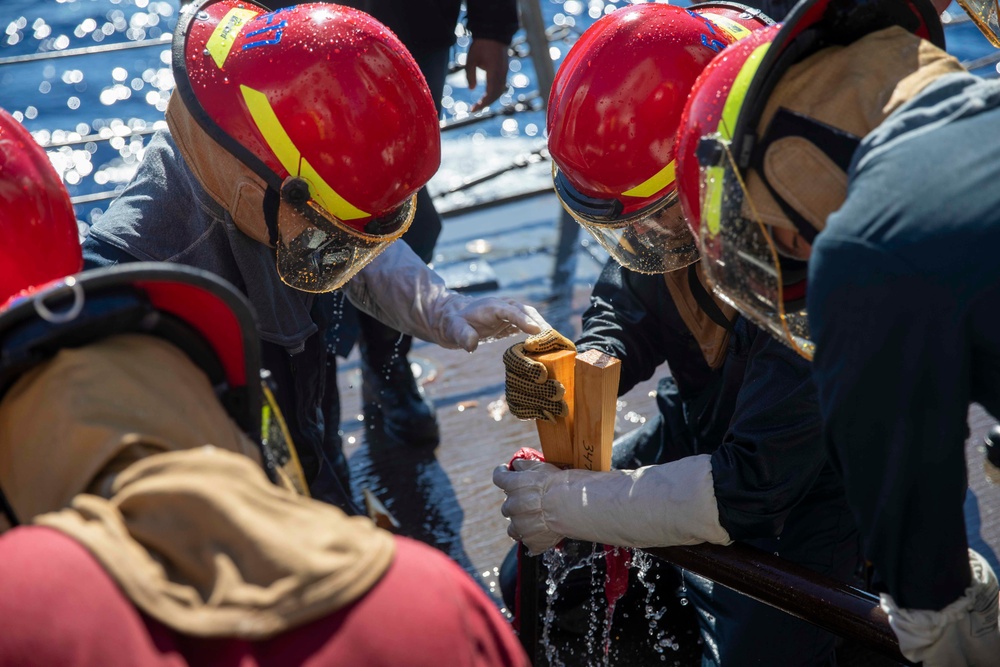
[335,192,1000,662]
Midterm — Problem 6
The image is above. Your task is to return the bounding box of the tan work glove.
[502,329,576,423]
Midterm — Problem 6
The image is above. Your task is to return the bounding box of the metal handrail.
[439,92,542,132]
[438,185,554,219]
[70,190,124,205]
[645,543,911,664]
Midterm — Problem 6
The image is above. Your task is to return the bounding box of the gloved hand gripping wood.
[503,329,577,422]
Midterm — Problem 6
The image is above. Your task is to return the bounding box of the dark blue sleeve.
[809,233,972,610]
[577,259,705,396]
[710,321,828,540]
[81,233,140,269]
[465,0,518,44]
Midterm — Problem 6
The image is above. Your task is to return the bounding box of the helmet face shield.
[275,192,414,293]
[260,376,309,496]
[554,166,699,274]
[169,0,439,292]
[545,3,742,275]
[697,139,814,358]
[956,0,1000,46]
[678,0,949,361]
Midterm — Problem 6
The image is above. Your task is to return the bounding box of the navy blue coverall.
[578,258,861,666]
[810,72,1000,612]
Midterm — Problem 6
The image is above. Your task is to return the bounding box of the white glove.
[492,453,732,555]
[344,241,547,352]
[880,549,1000,666]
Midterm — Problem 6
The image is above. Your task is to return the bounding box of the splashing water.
[535,544,698,666]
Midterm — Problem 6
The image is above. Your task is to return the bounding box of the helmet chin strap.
[261,186,281,247]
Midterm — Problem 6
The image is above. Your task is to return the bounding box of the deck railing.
[518,541,913,665]
[646,544,910,663]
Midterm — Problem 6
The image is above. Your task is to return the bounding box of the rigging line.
[434,145,549,196]
[70,190,124,205]
[3,17,573,71]
[962,50,1000,71]
[39,126,162,148]
[0,35,171,66]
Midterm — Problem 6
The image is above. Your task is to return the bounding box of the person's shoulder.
[0,527,172,666]
[369,536,529,666]
[0,524,98,571]
[0,527,129,606]
[386,535,488,591]
[857,72,995,169]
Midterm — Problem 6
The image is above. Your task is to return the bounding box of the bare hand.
[465,38,509,112]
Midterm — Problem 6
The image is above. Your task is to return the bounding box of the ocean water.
[0,0,996,227]
[0,0,600,225]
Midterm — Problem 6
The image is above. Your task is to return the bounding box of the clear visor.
[697,135,814,359]
[556,174,699,274]
[956,0,1000,47]
[260,378,309,496]
[275,192,415,293]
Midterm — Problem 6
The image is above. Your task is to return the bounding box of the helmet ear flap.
[166,93,274,246]
[745,107,861,239]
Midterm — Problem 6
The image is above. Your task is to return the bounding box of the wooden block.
[572,349,621,472]
[530,348,576,467]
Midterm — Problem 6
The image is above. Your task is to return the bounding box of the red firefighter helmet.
[170,0,440,292]
[676,0,944,359]
[547,3,769,274]
[0,109,80,307]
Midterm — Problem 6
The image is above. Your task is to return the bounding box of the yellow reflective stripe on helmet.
[703,163,726,237]
[240,85,369,221]
[717,42,771,141]
[703,42,771,236]
[622,159,676,198]
[206,7,259,69]
[703,14,753,42]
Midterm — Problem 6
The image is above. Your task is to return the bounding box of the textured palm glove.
[492,454,733,555]
[880,549,1000,666]
[502,329,576,422]
[344,241,547,351]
